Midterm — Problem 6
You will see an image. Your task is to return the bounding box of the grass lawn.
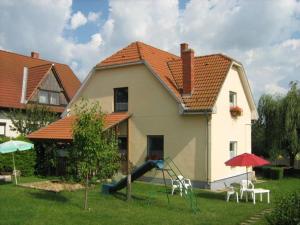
[0,177,299,225]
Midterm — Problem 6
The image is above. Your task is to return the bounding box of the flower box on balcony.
[230,106,243,117]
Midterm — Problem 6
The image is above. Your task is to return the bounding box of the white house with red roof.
[28,41,258,189]
[0,50,81,137]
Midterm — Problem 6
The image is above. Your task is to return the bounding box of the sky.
[0,0,299,101]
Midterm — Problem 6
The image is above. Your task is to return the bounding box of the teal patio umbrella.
[0,140,34,184]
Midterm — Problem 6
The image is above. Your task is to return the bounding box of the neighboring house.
[28,41,258,189]
[0,50,81,137]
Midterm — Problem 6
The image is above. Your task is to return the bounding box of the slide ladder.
[162,157,199,213]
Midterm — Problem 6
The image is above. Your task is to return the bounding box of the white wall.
[0,111,19,137]
[210,66,252,181]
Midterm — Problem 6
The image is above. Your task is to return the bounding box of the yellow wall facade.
[69,64,208,181]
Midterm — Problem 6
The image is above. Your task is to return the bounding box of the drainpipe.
[206,114,211,188]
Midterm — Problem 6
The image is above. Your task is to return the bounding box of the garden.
[0,176,299,225]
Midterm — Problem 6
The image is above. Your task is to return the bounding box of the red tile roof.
[26,64,52,100]
[27,112,131,140]
[0,50,81,112]
[97,42,232,111]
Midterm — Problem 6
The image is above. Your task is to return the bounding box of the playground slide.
[102,160,164,194]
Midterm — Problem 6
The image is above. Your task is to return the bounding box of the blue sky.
[0,0,299,100]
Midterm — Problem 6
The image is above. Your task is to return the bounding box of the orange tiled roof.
[27,112,131,140]
[0,50,81,112]
[97,42,232,111]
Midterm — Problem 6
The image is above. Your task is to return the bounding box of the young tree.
[72,99,120,210]
[6,103,58,135]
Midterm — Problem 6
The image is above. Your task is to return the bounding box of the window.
[0,123,6,136]
[147,135,164,160]
[114,88,128,112]
[229,91,237,107]
[118,136,127,160]
[229,141,237,159]
[38,90,60,105]
[50,92,59,105]
[39,90,49,104]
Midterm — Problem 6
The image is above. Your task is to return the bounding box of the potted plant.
[230,106,243,117]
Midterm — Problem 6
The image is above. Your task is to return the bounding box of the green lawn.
[0,177,299,225]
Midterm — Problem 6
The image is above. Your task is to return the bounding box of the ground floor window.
[147,135,164,160]
[0,122,6,136]
[229,141,237,159]
[118,136,127,160]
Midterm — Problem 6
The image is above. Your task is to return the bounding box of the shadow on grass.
[195,191,225,201]
[111,191,148,202]
[29,191,69,203]
[0,181,12,185]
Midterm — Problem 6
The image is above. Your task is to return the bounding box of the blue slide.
[102,160,164,194]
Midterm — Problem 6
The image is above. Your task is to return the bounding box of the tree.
[280,82,300,167]
[252,81,300,167]
[6,103,58,135]
[72,99,120,210]
[252,94,282,158]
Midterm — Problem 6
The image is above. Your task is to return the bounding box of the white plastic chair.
[240,180,254,201]
[224,183,239,203]
[171,175,192,196]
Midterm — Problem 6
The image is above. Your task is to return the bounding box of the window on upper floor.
[38,90,60,105]
[229,141,237,159]
[147,135,164,160]
[229,91,237,107]
[0,122,6,136]
[114,87,128,112]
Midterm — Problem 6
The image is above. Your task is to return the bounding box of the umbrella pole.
[12,153,17,185]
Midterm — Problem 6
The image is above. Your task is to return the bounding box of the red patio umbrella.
[225,153,270,182]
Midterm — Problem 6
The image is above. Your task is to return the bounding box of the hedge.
[260,166,284,179]
[0,136,36,176]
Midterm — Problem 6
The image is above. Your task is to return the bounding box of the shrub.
[260,166,284,179]
[269,167,284,179]
[267,192,300,225]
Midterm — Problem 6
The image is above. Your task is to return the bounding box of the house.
[27,41,258,189]
[0,50,81,137]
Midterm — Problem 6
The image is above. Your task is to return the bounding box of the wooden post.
[126,119,131,201]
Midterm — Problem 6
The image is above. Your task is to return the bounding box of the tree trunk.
[84,174,88,210]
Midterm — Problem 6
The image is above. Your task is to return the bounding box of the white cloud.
[0,0,299,100]
[70,11,87,30]
[88,12,100,22]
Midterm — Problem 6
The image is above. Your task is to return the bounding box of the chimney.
[20,67,28,104]
[181,43,195,95]
[31,51,39,59]
[180,43,188,57]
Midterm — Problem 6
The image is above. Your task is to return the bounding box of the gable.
[213,64,258,120]
[0,49,81,110]
[28,67,68,105]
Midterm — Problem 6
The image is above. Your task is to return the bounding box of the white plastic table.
[250,188,270,204]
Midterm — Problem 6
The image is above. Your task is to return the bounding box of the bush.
[0,136,36,176]
[260,166,284,179]
[267,192,300,225]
